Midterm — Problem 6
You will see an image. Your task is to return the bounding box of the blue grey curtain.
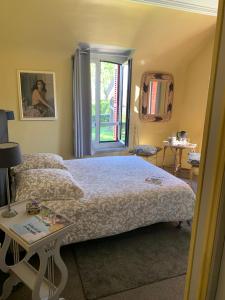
[125,58,132,147]
[0,110,8,206]
[72,49,92,158]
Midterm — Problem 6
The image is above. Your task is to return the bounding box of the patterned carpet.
[73,222,191,299]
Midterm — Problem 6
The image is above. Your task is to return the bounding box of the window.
[91,53,131,150]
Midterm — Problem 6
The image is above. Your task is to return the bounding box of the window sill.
[94,146,128,154]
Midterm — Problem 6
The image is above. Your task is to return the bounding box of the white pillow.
[188,152,200,162]
[130,145,159,156]
[15,169,84,202]
[13,153,67,173]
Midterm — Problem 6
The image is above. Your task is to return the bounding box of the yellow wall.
[0,48,73,158]
[0,0,216,160]
[130,28,215,166]
[178,36,214,167]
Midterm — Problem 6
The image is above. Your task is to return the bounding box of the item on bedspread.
[145,176,163,185]
[15,169,84,202]
[12,153,67,173]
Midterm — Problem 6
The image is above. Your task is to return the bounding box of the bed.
[0,112,195,246]
[41,155,195,245]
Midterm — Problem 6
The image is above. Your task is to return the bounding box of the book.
[10,206,71,244]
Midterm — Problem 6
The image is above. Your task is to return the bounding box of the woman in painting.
[32,80,54,117]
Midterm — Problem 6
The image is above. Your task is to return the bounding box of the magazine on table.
[10,206,71,244]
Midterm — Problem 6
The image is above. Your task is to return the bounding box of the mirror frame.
[139,72,174,122]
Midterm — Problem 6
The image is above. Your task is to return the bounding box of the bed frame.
[0,110,10,207]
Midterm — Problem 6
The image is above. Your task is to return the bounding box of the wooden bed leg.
[176,221,182,229]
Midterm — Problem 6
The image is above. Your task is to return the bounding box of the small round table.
[162,142,197,174]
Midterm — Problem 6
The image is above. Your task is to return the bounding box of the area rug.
[73,222,191,300]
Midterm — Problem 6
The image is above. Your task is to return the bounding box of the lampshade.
[0,142,22,168]
[6,111,15,120]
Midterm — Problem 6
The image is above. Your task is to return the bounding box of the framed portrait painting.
[17,70,57,120]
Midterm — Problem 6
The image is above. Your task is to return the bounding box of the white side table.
[0,201,73,300]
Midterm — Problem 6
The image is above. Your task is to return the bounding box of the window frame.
[91,53,130,151]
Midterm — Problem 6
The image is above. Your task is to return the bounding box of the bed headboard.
[0,110,9,206]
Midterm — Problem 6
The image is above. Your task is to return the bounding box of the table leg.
[32,239,68,300]
[32,246,48,300]
[0,235,11,273]
[174,148,183,174]
[0,236,22,300]
[174,148,178,174]
[179,148,183,169]
[0,273,21,300]
[162,146,167,168]
[52,240,68,299]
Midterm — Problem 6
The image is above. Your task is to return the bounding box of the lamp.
[6,111,15,121]
[0,142,22,218]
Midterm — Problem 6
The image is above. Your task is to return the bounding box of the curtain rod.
[79,48,133,57]
[92,52,131,57]
[72,49,134,58]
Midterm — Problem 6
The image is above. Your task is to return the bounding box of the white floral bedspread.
[43,156,195,245]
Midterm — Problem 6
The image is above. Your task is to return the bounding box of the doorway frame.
[184,0,225,298]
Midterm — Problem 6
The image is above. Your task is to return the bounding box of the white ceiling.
[131,0,218,16]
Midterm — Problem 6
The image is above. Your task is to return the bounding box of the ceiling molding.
[131,0,218,16]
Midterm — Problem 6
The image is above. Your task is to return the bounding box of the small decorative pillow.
[188,152,201,166]
[13,153,67,173]
[15,169,84,202]
[130,145,160,156]
[188,152,200,162]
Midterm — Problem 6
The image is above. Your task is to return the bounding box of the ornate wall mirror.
[139,72,174,122]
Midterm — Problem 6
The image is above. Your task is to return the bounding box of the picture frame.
[17,70,57,120]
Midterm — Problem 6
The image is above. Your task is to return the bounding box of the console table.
[0,201,73,300]
[162,142,197,174]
